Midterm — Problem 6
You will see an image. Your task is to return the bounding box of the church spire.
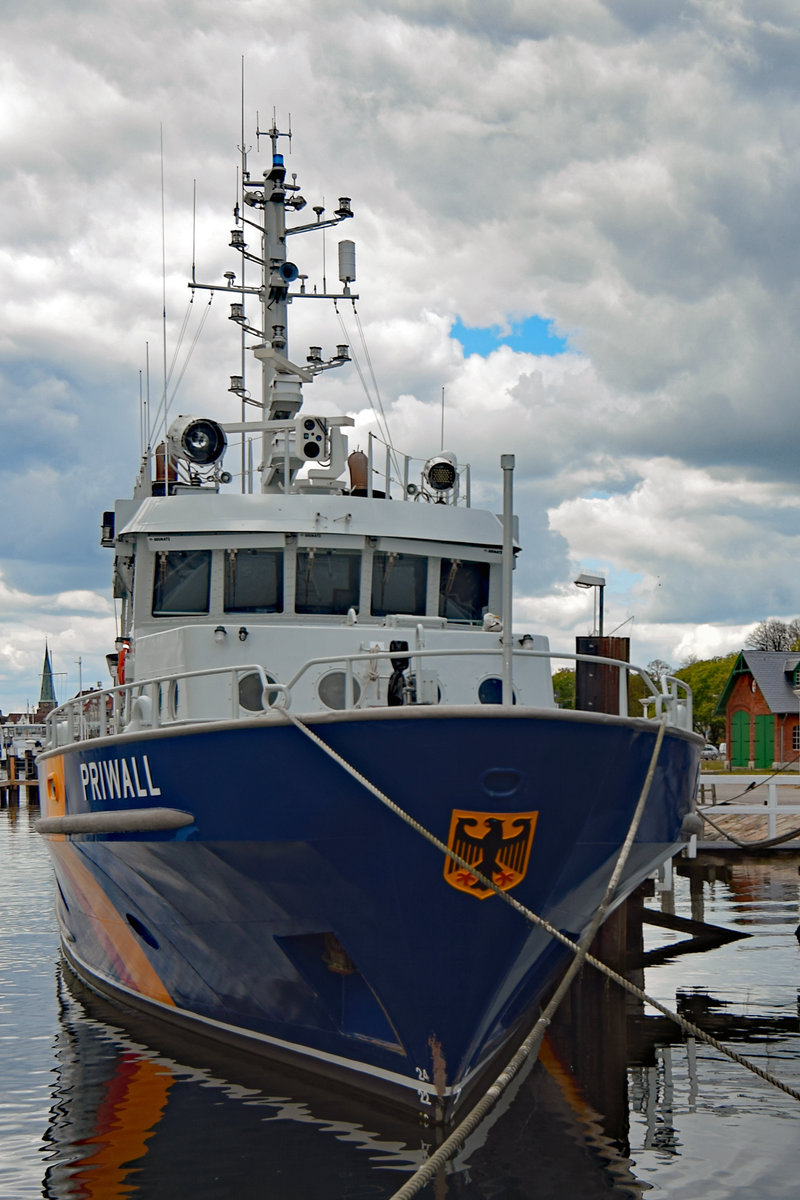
[38,642,56,711]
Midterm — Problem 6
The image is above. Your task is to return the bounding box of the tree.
[554,653,737,738]
[552,668,575,709]
[745,618,800,652]
[626,660,673,718]
[674,653,738,741]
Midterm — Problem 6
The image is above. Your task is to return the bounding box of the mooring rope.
[378,715,668,1200]
[282,711,800,1199]
[700,808,800,850]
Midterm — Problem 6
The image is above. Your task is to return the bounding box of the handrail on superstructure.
[42,649,694,750]
[43,663,273,747]
[279,647,692,730]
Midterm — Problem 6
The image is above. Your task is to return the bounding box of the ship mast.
[253,117,297,420]
[192,116,357,492]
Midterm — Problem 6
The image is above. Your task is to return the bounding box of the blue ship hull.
[39,707,700,1121]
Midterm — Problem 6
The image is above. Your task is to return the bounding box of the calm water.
[2,799,799,1199]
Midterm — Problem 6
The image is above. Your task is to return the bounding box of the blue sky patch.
[452,314,568,357]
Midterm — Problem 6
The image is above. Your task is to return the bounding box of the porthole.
[318,671,362,710]
[238,671,279,712]
[478,677,517,705]
[125,913,159,950]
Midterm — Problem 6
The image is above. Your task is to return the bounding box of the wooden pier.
[0,758,39,805]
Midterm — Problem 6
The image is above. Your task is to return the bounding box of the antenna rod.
[240,56,247,493]
[145,340,152,477]
[191,178,197,284]
[441,386,445,451]
[500,455,515,705]
[160,125,169,454]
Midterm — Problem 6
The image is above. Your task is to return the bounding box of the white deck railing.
[43,648,694,748]
[44,663,273,747]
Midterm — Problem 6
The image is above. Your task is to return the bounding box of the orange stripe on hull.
[51,841,175,1008]
[41,754,67,841]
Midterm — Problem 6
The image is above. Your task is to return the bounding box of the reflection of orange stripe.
[72,1053,174,1197]
[538,1034,593,1119]
[52,842,174,1007]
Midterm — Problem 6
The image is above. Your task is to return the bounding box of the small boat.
[37,116,701,1124]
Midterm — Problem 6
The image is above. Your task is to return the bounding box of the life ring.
[118,642,130,685]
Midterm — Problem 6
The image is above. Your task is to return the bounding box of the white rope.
[280,708,800,1194]
[381,715,668,1200]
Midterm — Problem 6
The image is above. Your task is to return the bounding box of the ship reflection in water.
[43,959,647,1200]
[41,857,800,1199]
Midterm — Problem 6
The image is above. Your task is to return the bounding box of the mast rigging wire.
[146,294,212,447]
[353,304,394,450]
[166,295,213,409]
[334,300,400,479]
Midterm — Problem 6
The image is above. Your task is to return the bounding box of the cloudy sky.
[1,0,799,711]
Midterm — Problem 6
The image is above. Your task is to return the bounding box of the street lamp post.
[574,572,606,637]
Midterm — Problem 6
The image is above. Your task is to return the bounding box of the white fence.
[697,773,800,841]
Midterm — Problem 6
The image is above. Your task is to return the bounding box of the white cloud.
[1,0,799,707]
[0,571,114,710]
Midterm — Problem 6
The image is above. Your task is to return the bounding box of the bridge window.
[296,549,361,615]
[371,551,427,617]
[225,549,283,613]
[439,559,490,622]
[152,549,211,615]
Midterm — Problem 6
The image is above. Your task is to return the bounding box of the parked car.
[702,744,720,760]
